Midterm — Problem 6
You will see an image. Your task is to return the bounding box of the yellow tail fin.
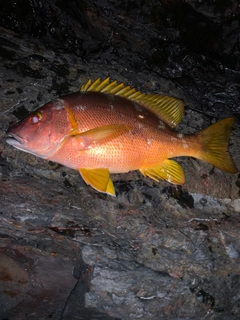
[197,118,237,173]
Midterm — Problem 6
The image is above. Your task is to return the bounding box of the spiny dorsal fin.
[80,77,184,128]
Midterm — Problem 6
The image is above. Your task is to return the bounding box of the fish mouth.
[6,132,25,147]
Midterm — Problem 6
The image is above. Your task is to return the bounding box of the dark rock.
[0,0,240,319]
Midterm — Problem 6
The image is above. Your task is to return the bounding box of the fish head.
[6,99,71,158]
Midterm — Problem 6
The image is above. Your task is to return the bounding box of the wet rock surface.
[0,1,240,319]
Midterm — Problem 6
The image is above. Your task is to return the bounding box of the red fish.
[6,78,238,196]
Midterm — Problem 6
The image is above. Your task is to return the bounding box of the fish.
[6,77,238,196]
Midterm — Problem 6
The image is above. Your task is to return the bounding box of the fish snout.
[6,130,25,147]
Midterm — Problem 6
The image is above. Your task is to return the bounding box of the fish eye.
[28,111,42,124]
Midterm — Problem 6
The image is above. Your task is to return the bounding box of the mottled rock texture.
[0,0,240,319]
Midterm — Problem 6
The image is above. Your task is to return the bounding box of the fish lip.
[6,132,25,146]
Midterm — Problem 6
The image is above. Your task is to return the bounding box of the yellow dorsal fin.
[80,78,184,128]
[138,94,184,128]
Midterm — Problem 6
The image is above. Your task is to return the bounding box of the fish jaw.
[6,131,47,158]
[6,132,25,148]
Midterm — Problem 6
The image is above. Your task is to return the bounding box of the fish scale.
[56,93,175,170]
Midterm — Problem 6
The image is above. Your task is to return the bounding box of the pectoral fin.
[69,124,131,151]
[79,168,115,196]
[140,160,185,185]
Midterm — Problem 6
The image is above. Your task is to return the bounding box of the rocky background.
[0,0,240,319]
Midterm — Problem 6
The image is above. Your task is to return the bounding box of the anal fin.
[140,160,185,185]
[79,168,115,196]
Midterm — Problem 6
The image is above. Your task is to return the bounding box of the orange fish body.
[6,78,238,195]
[49,92,200,173]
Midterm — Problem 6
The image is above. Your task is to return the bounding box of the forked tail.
[197,118,237,173]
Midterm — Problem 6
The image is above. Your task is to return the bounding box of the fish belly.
[48,128,190,173]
